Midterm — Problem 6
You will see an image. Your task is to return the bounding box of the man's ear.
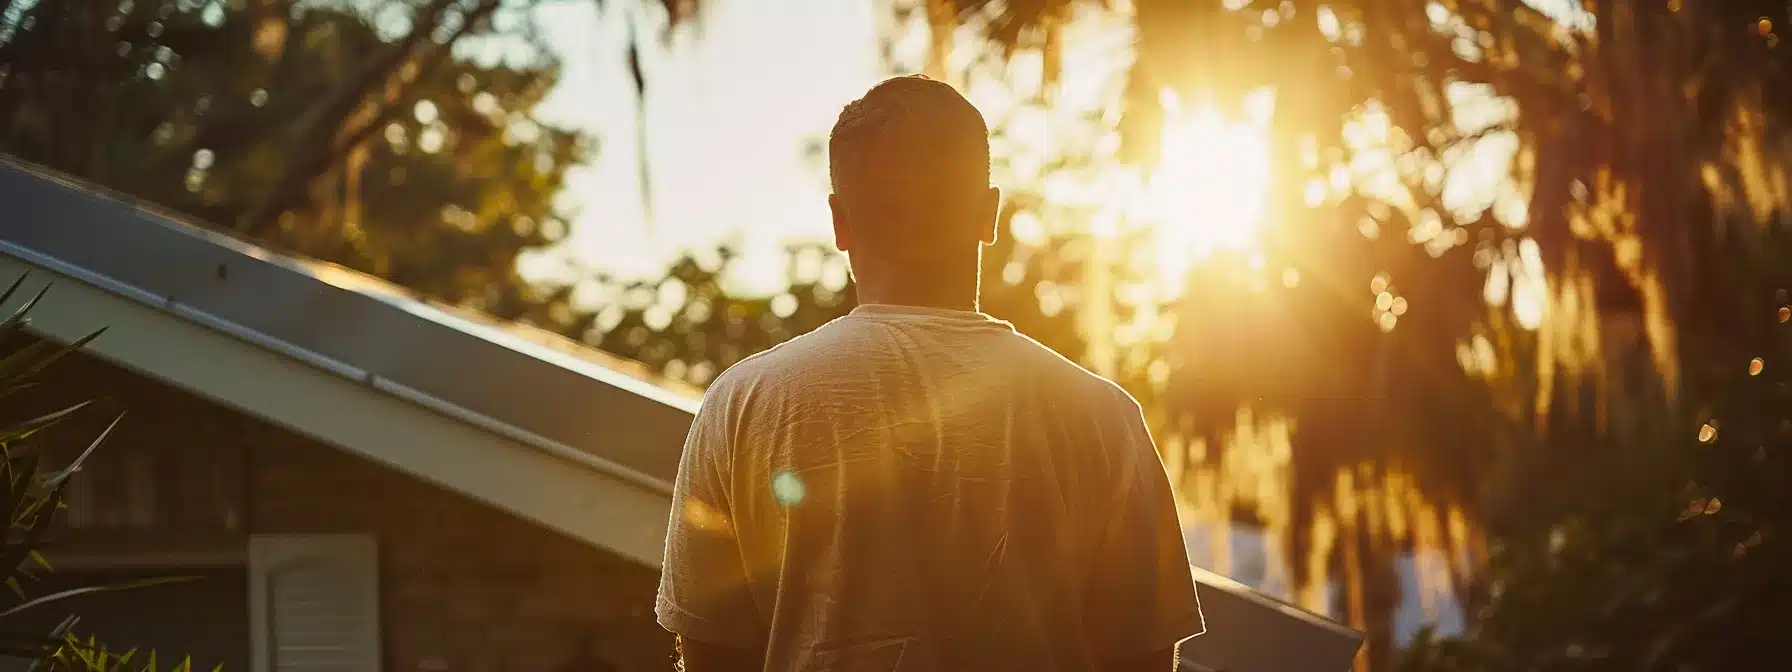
[978,186,1002,245]
[829,193,854,253]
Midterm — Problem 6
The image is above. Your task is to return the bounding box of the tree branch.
[239,0,503,235]
[147,0,457,191]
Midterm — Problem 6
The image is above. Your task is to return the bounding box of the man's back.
[658,304,1202,671]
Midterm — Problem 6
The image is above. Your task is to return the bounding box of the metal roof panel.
[0,158,696,486]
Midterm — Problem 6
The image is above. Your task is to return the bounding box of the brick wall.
[251,430,675,672]
[36,350,677,672]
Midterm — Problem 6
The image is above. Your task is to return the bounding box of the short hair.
[828,75,991,258]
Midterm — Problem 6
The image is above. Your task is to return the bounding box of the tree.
[578,244,856,386]
[464,3,1789,666]
[1400,200,1790,672]
[0,0,683,312]
[911,0,1789,667]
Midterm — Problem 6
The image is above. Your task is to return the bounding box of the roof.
[0,158,698,483]
[0,157,697,564]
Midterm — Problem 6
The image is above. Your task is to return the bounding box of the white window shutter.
[249,535,382,672]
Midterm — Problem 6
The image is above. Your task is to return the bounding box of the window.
[248,535,381,672]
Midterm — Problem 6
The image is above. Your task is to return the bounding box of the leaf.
[19,615,75,672]
[0,328,106,388]
[6,450,40,526]
[0,274,30,312]
[0,401,94,445]
[0,284,51,336]
[45,615,77,640]
[41,413,123,489]
[0,631,67,663]
[15,484,58,523]
[0,381,39,401]
[0,577,194,618]
[0,412,112,584]
[26,552,49,573]
[0,483,61,587]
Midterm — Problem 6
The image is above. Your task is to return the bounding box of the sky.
[524,0,884,294]
[513,0,1561,300]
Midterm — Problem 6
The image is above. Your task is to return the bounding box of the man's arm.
[1086,394,1204,670]
[657,392,767,668]
[676,635,763,672]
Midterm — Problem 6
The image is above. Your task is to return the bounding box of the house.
[0,158,697,671]
[0,159,1362,671]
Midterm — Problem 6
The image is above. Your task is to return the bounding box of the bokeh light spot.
[681,499,733,535]
[772,471,806,507]
[771,293,798,318]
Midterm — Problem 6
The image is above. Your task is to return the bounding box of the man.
[657,75,1203,671]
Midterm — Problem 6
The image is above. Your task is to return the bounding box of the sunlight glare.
[1145,88,1274,281]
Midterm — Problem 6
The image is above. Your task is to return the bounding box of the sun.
[1143,88,1275,282]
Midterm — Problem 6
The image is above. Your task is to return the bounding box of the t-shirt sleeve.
[655,396,764,648]
[1083,396,1205,660]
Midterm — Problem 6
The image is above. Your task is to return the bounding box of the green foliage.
[580,244,856,382]
[1399,217,1792,670]
[0,0,592,310]
[573,232,1085,390]
[921,2,1792,665]
[0,275,197,671]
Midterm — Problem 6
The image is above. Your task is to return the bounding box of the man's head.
[828,75,999,267]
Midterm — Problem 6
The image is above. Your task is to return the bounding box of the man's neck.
[855,285,980,312]
[850,255,982,312]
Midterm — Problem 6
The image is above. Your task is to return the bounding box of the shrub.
[0,274,208,672]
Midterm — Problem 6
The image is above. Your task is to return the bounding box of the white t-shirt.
[657,304,1203,671]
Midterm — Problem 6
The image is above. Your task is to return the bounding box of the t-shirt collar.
[850,303,1001,324]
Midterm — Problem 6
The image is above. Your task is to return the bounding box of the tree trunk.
[924,0,953,84]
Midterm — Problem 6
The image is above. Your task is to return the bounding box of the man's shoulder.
[703,316,862,393]
[1006,330,1139,408]
[704,314,1135,409]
